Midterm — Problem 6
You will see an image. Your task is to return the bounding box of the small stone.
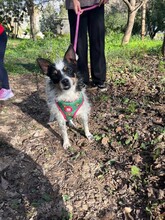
[82,204,88,210]
[124,207,132,213]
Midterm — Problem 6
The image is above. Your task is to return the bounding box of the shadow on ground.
[0,136,69,219]
[14,91,62,142]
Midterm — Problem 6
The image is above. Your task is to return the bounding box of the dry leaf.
[118,114,125,120]
[124,207,134,220]
[133,154,143,163]
[101,137,109,146]
[124,207,132,213]
[116,126,122,133]
[152,117,163,125]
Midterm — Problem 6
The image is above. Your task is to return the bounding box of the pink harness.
[73,4,99,52]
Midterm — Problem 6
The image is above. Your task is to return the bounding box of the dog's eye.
[63,66,75,77]
[63,66,67,71]
[63,66,69,73]
[53,70,58,74]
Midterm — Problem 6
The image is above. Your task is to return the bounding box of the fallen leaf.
[152,117,163,125]
[119,114,125,120]
[124,207,134,220]
[133,154,143,163]
[101,137,109,146]
[124,207,132,213]
[116,126,122,133]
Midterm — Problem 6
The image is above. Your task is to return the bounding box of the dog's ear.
[64,44,77,64]
[37,58,52,75]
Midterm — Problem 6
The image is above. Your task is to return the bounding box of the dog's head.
[37,45,84,91]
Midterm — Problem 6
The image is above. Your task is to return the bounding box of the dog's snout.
[61,78,69,85]
[61,78,71,90]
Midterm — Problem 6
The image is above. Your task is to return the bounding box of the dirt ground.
[0,55,164,220]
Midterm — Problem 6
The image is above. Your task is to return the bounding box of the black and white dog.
[37,45,93,149]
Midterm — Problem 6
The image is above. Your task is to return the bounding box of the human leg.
[0,31,14,100]
[68,10,90,84]
[0,31,10,89]
[88,5,106,85]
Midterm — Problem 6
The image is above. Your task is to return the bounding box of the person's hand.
[99,0,109,6]
[73,0,82,14]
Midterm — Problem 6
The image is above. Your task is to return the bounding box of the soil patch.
[0,55,164,220]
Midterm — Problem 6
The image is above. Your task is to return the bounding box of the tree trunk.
[141,0,147,40]
[122,10,137,45]
[122,0,145,45]
[26,0,36,41]
[30,9,36,40]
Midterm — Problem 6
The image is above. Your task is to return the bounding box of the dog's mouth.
[63,85,70,90]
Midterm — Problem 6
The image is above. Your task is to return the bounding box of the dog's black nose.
[61,78,69,85]
[61,78,70,90]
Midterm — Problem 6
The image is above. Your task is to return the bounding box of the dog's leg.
[80,114,94,141]
[48,106,56,123]
[58,120,71,149]
[48,112,56,123]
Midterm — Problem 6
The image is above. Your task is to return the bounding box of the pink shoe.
[0,88,14,101]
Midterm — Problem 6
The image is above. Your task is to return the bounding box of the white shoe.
[0,88,14,101]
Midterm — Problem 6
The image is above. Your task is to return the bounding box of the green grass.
[105,33,162,58]
[5,33,162,75]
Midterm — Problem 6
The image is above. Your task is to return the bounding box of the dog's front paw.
[63,141,71,150]
[86,133,94,142]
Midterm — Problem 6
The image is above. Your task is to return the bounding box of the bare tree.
[141,0,147,40]
[26,0,64,40]
[122,0,146,45]
[26,0,37,41]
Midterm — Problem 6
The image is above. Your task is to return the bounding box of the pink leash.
[73,4,99,52]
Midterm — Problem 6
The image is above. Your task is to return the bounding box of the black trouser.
[68,5,106,85]
[0,31,9,89]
